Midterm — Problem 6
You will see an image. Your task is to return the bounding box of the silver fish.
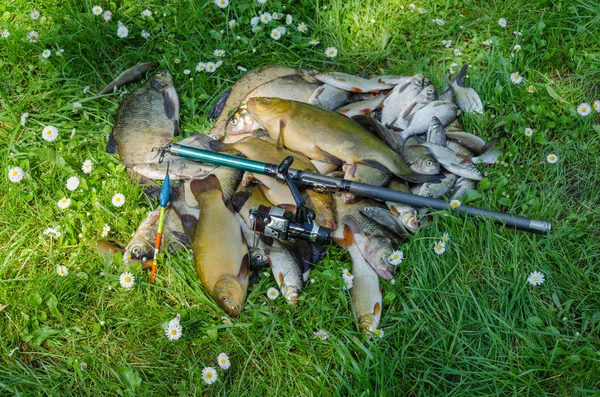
[396,101,458,140]
[412,173,459,198]
[384,180,419,233]
[449,177,476,201]
[315,72,394,93]
[380,74,425,126]
[449,64,484,114]
[390,84,437,131]
[100,62,156,95]
[418,142,483,180]
[308,84,351,110]
[368,75,411,85]
[335,93,386,118]
[342,164,390,203]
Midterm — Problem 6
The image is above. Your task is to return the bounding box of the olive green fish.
[100,62,156,95]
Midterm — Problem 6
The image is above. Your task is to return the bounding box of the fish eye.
[325,206,331,211]
[132,246,141,255]
[264,97,272,102]
[230,118,238,125]
[222,296,229,303]
[426,160,433,166]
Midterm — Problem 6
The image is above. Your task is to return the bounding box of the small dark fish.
[100,62,156,95]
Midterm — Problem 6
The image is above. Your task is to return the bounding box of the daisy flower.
[83,86,90,94]
[20,112,29,126]
[527,85,535,93]
[57,197,71,209]
[453,48,463,56]
[183,69,191,75]
[8,167,24,183]
[387,250,404,265]
[141,9,152,17]
[272,12,282,20]
[112,193,125,207]
[41,49,51,59]
[222,316,232,324]
[214,49,225,57]
[309,39,319,45]
[202,367,217,385]
[267,287,280,300]
[44,227,61,238]
[216,60,223,67]
[217,353,231,370]
[257,0,267,3]
[229,19,237,28]
[498,18,507,28]
[277,26,286,34]
[285,14,293,24]
[0,28,9,38]
[297,22,308,32]
[165,321,183,340]
[79,362,88,371]
[250,16,260,26]
[313,330,329,340]
[42,126,58,142]
[205,62,217,73]
[524,127,533,137]
[434,18,445,26]
[72,102,82,111]
[92,6,103,15]
[342,268,353,280]
[119,272,135,288]
[30,10,41,20]
[577,102,591,116]
[82,159,93,174]
[442,232,450,243]
[28,31,39,42]
[450,199,461,209]
[417,7,427,14]
[546,153,558,164]
[141,31,150,39]
[260,12,272,24]
[527,271,545,286]
[117,22,129,38]
[101,224,110,237]
[510,72,523,84]
[56,265,68,277]
[66,176,79,191]
[593,100,600,113]
[214,0,228,8]
[374,329,385,338]
[433,241,446,255]
[56,48,64,56]
[343,277,353,290]
[513,44,522,51]
[324,47,338,58]
[237,66,247,72]
[482,39,492,46]
[513,30,522,36]
[103,10,112,21]
[196,62,206,72]
[251,26,262,33]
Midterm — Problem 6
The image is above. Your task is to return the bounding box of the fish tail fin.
[337,225,356,248]
[190,175,222,200]
[208,140,228,152]
[455,64,470,87]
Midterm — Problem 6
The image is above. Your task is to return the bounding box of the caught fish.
[381,74,426,126]
[315,72,394,93]
[190,175,250,317]
[100,62,156,95]
[446,141,473,157]
[246,97,440,183]
[342,226,382,336]
[308,84,351,110]
[342,164,390,204]
[390,84,438,131]
[419,141,483,180]
[471,140,503,164]
[445,121,487,155]
[402,145,440,175]
[236,213,272,270]
[449,177,476,201]
[369,75,411,85]
[108,69,180,165]
[384,180,420,233]
[412,173,459,198]
[395,101,458,141]
[448,64,484,114]
[225,107,262,136]
[335,93,386,118]
[360,207,411,237]
[231,185,274,228]
[267,240,305,305]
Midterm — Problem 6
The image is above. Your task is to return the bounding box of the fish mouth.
[324,219,337,231]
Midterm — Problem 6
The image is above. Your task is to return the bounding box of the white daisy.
[594,100,600,113]
[0,28,9,38]
[82,159,93,174]
[56,265,68,277]
[546,153,558,164]
[269,29,281,40]
[214,49,225,57]
[277,26,286,34]
[297,22,308,32]
[141,9,152,17]
[237,66,247,72]
[441,233,450,243]
[267,287,280,299]
[417,7,426,14]
[117,22,129,38]
[165,322,183,340]
[42,126,58,142]
[217,353,231,370]
[141,31,150,39]
[524,127,533,137]
[433,241,446,255]
[527,85,535,93]
[450,199,461,209]
[257,0,267,3]
[510,72,523,84]
[387,250,404,265]
[196,62,206,72]
[577,102,591,116]
[44,227,61,238]
[101,224,110,237]
[252,26,262,33]
[324,47,338,58]
[20,112,29,126]
[183,69,191,75]
[482,39,492,46]
[112,193,125,207]
[216,60,223,67]
[260,12,272,24]
[79,362,88,371]
[513,44,522,52]
[272,12,282,20]
[202,367,217,384]
[309,39,319,45]
[214,0,228,8]
[435,18,445,26]
[66,176,79,191]
[342,268,353,280]
[229,19,237,28]
[374,329,385,338]
[92,6,103,15]
[250,16,260,26]
[527,271,545,286]
[41,49,51,59]
[57,197,71,209]
[285,14,293,24]
[343,277,353,290]
[205,62,217,73]
[119,272,135,288]
[513,30,522,36]
[313,330,329,340]
[453,48,462,56]
[8,167,24,183]
[222,316,232,324]
[28,31,39,43]
[498,18,507,28]
[30,10,41,20]
[103,10,112,21]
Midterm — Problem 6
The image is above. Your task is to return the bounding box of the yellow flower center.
[124,277,131,283]
[436,244,442,250]
[171,329,177,335]
[11,171,17,176]
[582,107,587,112]
[220,359,226,364]
[594,103,599,109]
[206,373,213,379]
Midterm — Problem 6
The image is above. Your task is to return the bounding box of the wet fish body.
[419,142,483,180]
[268,240,305,305]
[315,72,394,93]
[308,84,351,110]
[396,101,458,140]
[449,177,476,201]
[342,163,390,203]
[381,74,426,126]
[336,93,386,118]
[402,145,440,175]
[100,62,156,95]
[384,180,419,233]
[225,107,263,136]
[449,64,484,114]
[412,173,459,198]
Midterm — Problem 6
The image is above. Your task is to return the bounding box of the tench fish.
[108,69,180,165]
[190,175,250,317]
[246,97,439,183]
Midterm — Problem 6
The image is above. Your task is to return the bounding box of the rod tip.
[529,220,552,234]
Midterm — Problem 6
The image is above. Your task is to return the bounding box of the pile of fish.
[103,63,500,336]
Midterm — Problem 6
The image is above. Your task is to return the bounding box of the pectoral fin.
[106,133,119,153]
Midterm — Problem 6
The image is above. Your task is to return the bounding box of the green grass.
[1,0,600,395]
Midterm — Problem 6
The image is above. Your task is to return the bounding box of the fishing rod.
[157,143,552,238]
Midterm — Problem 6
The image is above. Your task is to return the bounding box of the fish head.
[358,313,379,337]
[149,69,174,91]
[363,236,395,278]
[123,239,155,263]
[213,277,246,317]
[281,285,301,306]
[225,107,257,135]
[308,193,337,230]
[423,85,437,101]
[388,204,419,233]
[412,74,425,88]
[410,155,440,175]
[249,248,270,269]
